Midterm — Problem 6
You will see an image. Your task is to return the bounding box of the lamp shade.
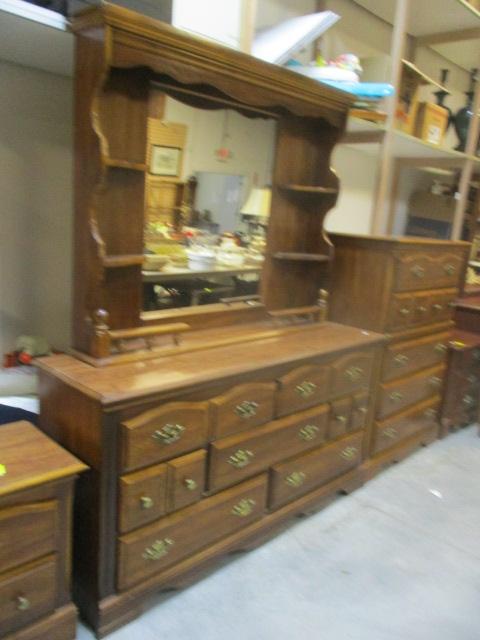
[240,187,271,218]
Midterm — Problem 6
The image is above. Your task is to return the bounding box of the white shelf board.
[346,115,386,134]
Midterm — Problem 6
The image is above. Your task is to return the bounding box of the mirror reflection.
[143,93,276,312]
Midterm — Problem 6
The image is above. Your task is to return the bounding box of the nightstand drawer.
[117,475,267,591]
[208,405,329,492]
[382,331,450,382]
[118,464,168,534]
[0,556,57,636]
[0,501,57,575]
[276,364,330,417]
[269,432,363,510]
[120,401,210,472]
[210,382,276,439]
[378,364,445,420]
[330,351,374,397]
[166,450,206,512]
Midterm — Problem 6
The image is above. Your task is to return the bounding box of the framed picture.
[150,145,182,176]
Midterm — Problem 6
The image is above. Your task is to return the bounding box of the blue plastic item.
[320,81,395,98]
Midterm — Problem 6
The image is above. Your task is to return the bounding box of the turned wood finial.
[318,289,329,322]
[91,309,111,359]
[93,308,110,332]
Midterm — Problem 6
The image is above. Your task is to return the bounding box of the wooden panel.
[392,250,465,292]
[350,392,369,432]
[269,432,363,509]
[328,397,352,440]
[386,292,415,331]
[166,450,206,512]
[120,401,209,472]
[210,382,276,439]
[0,557,57,636]
[382,331,450,382]
[117,475,267,591]
[104,266,143,330]
[330,351,374,397]
[118,464,168,534]
[378,364,445,420]
[0,501,57,575]
[276,363,330,417]
[208,405,329,492]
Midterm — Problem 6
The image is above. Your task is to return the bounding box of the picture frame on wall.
[150,145,182,176]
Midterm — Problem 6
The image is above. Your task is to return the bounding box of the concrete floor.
[78,426,480,640]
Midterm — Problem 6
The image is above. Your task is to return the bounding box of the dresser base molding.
[363,424,438,482]
[3,604,77,640]
[82,468,364,638]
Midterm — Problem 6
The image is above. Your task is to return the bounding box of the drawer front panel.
[386,290,456,332]
[393,251,464,292]
[276,364,330,417]
[269,432,363,510]
[210,382,276,439]
[350,393,369,432]
[166,450,207,512]
[121,402,209,472]
[0,501,57,575]
[431,252,465,289]
[328,397,352,440]
[383,331,450,382]
[378,364,445,420]
[118,464,167,534]
[117,475,267,591]
[429,290,456,324]
[208,405,329,492]
[330,351,374,397]
[386,293,414,331]
[0,557,57,636]
[373,397,440,455]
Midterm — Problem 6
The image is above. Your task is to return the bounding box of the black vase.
[453,68,478,152]
[434,69,452,131]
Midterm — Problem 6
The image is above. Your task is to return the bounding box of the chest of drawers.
[0,421,86,640]
[37,322,384,637]
[328,234,470,476]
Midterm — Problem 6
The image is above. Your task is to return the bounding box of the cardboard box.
[414,102,449,146]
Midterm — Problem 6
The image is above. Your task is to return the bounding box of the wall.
[0,59,73,355]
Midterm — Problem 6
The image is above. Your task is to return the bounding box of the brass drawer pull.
[231,498,256,517]
[228,449,254,469]
[183,478,198,491]
[429,376,443,388]
[340,446,358,460]
[298,424,320,441]
[16,596,30,611]
[443,263,456,275]
[411,264,425,278]
[140,496,154,510]
[152,423,185,445]
[435,343,447,354]
[389,391,404,402]
[463,395,475,406]
[424,408,437,419]
[335,415,347,423]
[417,305,428,313]
[234,400,259,419]
[399,307,410,316]
[295,381,317,398]
[433,304,443,312]
[383,427,397,439]
[143,538,174,561]
[285,471,306,488]
[345,366,364,382]
[467,374,478,384]
[358,406,368,414]
[394,354,409,366]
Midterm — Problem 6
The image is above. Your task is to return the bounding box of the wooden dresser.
[0,421,86,640]
[38,323,384,636]
[328,234,470,475]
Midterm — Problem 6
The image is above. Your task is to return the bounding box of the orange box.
[414,102,448,146]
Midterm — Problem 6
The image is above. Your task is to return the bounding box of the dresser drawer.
[373,397,440,455]
[430,252,464,289]
[117,475,267,591]
[330,350,374,397]
[269,432,363,510]
[276,363,330,417]
[166,450,206,512]
[208,405,329,492]
[328,397,352,440]
[0,501,57,575]
[382,331,450,382]
[393,251,463,292]
[0,556,57,636]
[120,401,209,472]
[429,290,457,323]
[386,293,414,331]
[210,382,276,439]
[350,393,369,431]
[118,464,168,534]
[378,364,445,420]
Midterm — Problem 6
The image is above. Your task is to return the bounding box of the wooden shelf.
[102,254,144,268]
[272,252,330,262]
[280,184,338,195]
[103,158,147,171]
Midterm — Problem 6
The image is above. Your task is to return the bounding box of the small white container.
[186,249,216,271]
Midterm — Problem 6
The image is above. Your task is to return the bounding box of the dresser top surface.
[37,322,384,406]
[0,421,87,497]
[329,232,470,249]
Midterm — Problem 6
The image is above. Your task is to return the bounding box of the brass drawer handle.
[345,366,364,382]
[340,446,358,460]
[231,498,256,517]
[234,400,259,419]
[152,423,185,445]
[394,354,409,366]
[433,304,443,312]
[140,496,154,510]
[411,265,425,278]
[435,343,447,354]
[16,596,30,611]
[443,263,456,275]
[143,538,174,561]
[424,408,437,419]
[399,307,410,316]
[383,427,397,439]
[467,374,478,384]
[429,376,443,388]
[285,471,306,488]
[295,381,317,398]
[335,415,347,423]
[228,449,254,469]
[463,395,475,406]
[298,424,320,441]
[417,306,428,313]
[389,391,404,402]
[183,478,198,491]
[358,406,368,414]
